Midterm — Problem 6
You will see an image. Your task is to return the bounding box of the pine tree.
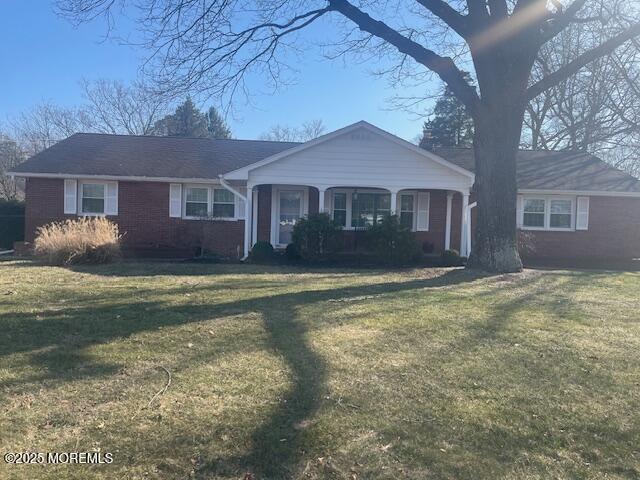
[206,107,232,139]
[420,75,474,150]
[153,97,209,137]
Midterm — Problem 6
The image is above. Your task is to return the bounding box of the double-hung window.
[521,196,574,230]
[351,192,390,228]
[333,192,347,227]
[400,194,415,229]
[185,187,209,218]
[213,189,235,218]
[522,198,546,228]
[549,199,572,229]
[81,183,106,215]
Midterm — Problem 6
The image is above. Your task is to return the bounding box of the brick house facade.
[11,121,640,262]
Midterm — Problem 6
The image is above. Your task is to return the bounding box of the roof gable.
[223,121,475,181]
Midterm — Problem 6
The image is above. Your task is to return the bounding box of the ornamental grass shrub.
[34,217,122,265]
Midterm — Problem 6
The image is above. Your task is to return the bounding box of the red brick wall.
[24,178,640,260]
[25,178,244,258]
[25,178,75,242]
[518,196,640,260]
[256,184,272,242]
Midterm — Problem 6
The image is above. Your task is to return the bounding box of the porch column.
[461,192,469,257]
[445,191,453,250]
[318,188,326,213]
[243,183,254,258]
[390,190,398,215]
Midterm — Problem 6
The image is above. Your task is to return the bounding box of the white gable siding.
[246,127,472,192]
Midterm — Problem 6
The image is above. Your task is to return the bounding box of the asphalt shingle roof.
[11,132,640,193]
[12,133,300,179]
[435,147,640,193]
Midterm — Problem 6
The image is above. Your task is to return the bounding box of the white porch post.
[461,192,470,257]
[243,183,254,258]
[251,188,258,246]
[445,191,453,251]
[318,188,326,213]
[390,190,398,215]
[466,203,475,257]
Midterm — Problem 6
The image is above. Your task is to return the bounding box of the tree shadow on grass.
[1,268,486,477]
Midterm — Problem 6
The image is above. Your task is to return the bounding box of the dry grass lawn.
[0,260,639,479]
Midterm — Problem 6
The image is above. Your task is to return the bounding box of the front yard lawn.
[1,261,639,479]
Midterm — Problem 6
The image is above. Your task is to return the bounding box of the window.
[523,198,545,228]
[550,199,572,229]
[521,196,575,230]
[400,194,414,229]
[185,187,209,217]
[333,192,347,227]
[351,192,390,228]
[81,183,105,214]
[213,188,235,218]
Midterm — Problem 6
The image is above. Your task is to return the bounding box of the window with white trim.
[183,185,236,219]
[522,198,545,228]
[400,194,414,229]
[213,189,235,218]
[549,199,572,228]
[521,196,575,230]
[351,192,391,228]
[81,183,106,214]
[333,192,347,227]
[185,186,209,217]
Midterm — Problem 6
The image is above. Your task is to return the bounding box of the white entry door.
[278,190,304,246]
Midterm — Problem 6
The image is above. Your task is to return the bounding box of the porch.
[242,184,473,258]
[219,122,476,258]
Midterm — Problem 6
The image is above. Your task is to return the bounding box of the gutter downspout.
[219,175,250,260]
[466,201,477,257]
[218,175,246,201]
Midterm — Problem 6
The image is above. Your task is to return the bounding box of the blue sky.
[0,2,438,141]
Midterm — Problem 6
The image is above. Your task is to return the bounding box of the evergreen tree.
[154,97,209,137]
[419,75,474,150]
[206,106,232,139]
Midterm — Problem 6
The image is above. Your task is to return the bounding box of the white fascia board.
[518,188,640,198]
[222,120,476,181]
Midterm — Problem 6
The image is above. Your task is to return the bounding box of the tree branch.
[527,21,640,99]
[328,0,480,114]
[487,0,508,19]
[540,0,590,43]
[414,0,468,37]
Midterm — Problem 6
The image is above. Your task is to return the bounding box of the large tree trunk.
[466,46,535,273]
[467,101,524,272]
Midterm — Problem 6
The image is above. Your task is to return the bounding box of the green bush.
[249,240,275,262]
[292,213,342,261]
[365,215,422,265]
[284,243,301,261]
[440,249,463,267]
[0,200,24,249]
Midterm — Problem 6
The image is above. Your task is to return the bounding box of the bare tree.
[260,119,326,142]
[9,80,173,156]
[56,0,640,272]
[523,14,640,176]
[10,103,92,156]
[81,79,172,135]
[0,134,26,200]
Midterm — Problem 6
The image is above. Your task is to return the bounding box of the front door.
[278,190,304,245]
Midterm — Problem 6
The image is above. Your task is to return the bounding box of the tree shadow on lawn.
[4,268,625,478]
[375,272,637,479]
[1,268,486,477]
